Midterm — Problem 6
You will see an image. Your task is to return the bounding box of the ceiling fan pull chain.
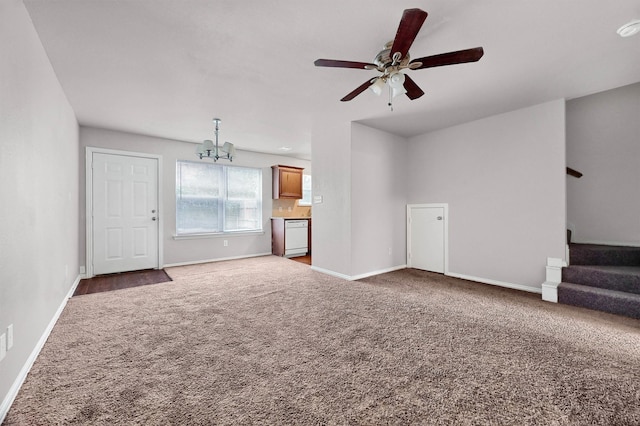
[388,86,394,111]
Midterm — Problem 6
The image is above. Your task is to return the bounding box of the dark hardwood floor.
[74,269,172,296]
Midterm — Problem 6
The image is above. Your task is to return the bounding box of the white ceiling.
[23,0,640,160]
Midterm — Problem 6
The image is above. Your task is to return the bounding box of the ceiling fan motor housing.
[374,42,411,69]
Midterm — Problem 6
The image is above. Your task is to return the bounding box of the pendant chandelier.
[195,118,235,162]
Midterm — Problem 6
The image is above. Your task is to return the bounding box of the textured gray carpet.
[4,256,640,425]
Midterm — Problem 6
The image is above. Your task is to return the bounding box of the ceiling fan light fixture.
[313,8,484,105]
[369,78,386,96]
[388,72,406,99]
[389,72,405,88]
[617,19,640,37]
[391,85,407,98]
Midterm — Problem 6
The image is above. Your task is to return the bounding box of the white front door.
[407,205,446,273]
[92,152,159,275]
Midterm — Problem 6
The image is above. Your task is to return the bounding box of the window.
[298,174,312,206]
[176,161,262,235]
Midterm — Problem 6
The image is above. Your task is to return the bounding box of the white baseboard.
[310,265,407,281]
[542,281,560,303]
[0,274,82,424]
[311,265,541,293]
[350,265,407,281]
[163,252,272,268]
[310,266,351,281]
[446,272,542,294]
[573,239,640,247]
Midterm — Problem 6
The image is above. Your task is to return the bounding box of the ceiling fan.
[314,8,484,106]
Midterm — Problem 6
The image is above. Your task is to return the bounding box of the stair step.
[558,282,640,319]
[569,243,640,266]
[562,265,640,295]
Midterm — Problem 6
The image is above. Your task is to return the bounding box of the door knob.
[437,216,443,220]
[152,209,156,213]
[152,217,157,221]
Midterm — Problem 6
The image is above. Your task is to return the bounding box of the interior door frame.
[406,203,449,273]
[85,147,163,278]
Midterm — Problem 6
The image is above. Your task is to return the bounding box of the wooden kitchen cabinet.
[271,218,286,256]
[272,165,304,199]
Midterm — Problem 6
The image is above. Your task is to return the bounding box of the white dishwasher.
[285,220,309,257]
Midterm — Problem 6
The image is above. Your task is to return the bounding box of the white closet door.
[408,205,445,273]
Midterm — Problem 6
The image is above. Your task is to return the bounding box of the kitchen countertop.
[271,217,311,220]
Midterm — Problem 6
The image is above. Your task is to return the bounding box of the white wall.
[351,123,408,277]
[79,127,310,267]
[0,0,79,417]
[310,119,353,277]
[566,82,640,246]
[407,100,566,290]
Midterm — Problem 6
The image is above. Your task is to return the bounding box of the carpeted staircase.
[558,243,640,319]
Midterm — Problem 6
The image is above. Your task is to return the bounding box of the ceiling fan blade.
[390,8,428,61]
[340,79,374,102]
[314,59,377,70]
[403,74,424,100]
[410,47,484,70]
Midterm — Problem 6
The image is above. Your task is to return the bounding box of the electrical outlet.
[223,240,228,247]
[0,334,6,361]
[7,324,13,349]
[388,247,392,256]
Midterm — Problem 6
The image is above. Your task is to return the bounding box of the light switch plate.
[313,195,323,204]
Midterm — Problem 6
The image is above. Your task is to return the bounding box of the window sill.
[173,230,265,240]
